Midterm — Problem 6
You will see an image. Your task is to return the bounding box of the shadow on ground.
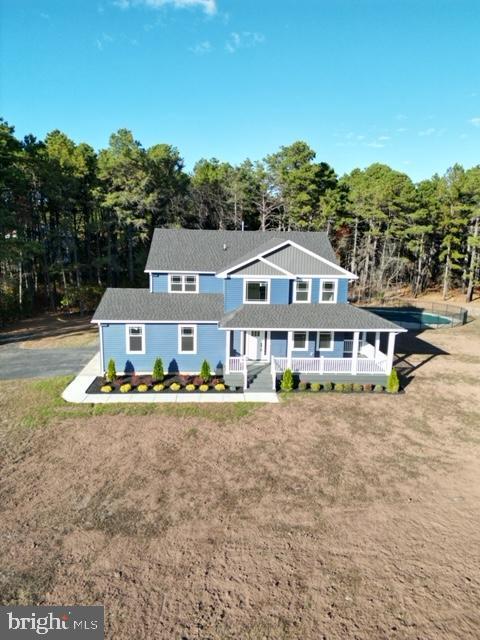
[395,330,449,388]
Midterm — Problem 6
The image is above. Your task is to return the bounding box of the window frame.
[178,324,197,354]
[168,273,199,293]
[320,279,337,303]
[292,331,309,351]
[293,278,311,303]
[317,331,334,352]
[243,278,271,304]
[125,323,146,355]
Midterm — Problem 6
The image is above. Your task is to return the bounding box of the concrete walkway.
[62,354,279,404]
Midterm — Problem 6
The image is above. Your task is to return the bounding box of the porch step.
[247,363,274,393]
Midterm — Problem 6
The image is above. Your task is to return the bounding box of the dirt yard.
[0,312,97,348]
[1,321,479,639]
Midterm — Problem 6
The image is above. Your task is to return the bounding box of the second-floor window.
[320,280,337,303]
[294,279,311,303]
[169,274,198,293]
[244,280,269,303]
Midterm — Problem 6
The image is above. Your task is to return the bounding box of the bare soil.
[1,321,480,639]
[0,312,96,348]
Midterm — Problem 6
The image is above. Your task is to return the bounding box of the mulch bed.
[86,374,243,394]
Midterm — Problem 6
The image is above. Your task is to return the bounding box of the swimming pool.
[366,307,454,329]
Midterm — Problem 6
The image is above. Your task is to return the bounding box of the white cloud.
[396,127,407,133]
[189,40,212,55]
[378,135,390,141]
[395,113,408,121]
[469,117,480,127]
[460,133,469,139]
[418,127,436,136]
[225,31,265,53]
[114,0,217,14]
[366,142,385,148]
[95,32,114,50]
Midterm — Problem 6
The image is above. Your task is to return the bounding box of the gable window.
[293,331,308,351]
[244,280,269,303]
[320,280,337,303]
[294,279,311,303]
[126,324,145,354]
[169,274,198,293]
[317,331,334,351]
[178,325,197,354]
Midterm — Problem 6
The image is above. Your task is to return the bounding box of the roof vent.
[223,243,227,251]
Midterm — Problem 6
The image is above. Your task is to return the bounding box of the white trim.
[317,330,334,352]
[125,323,146,355]
[99,324,105,373]
[259,256,294,277]
[92,320,218,325]
[149,273,153,293]
[145,269,215,274]
[245,330,270,361]
[243,278,271,304]
[218,326,407,332]
[168,273,199,293]
[319,279,338,303]
[178,324,197,354]
[293,278,311,303]
[292,331,309,351]
[279,239,358,278]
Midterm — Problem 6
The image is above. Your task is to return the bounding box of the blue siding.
[311,278,320,303]
[271,279,290,303]
[101,322,225,374]
[270,331,287,357]
[151,273,168,292]
[337,278,349,302]
[267,330,347,358]
[151,272,222,294]
[224,278,243,312]
[232,330,242,356]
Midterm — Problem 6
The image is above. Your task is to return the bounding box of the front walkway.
[62,354,279,404]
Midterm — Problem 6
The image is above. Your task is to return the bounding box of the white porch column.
[386,332,396,375]
[361,331,366,343]
[374,331,381,360]
[351,330,360,375]
[287,331,293,369]
[225,330,231,374]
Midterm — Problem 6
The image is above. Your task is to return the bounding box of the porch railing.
[228,356,248,390]
[343,339,368,354]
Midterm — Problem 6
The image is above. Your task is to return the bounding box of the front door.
[246,330,268,360]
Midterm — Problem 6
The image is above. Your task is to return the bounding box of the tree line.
[0,118,479,323]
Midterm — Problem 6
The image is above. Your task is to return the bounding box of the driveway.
[0,342,99,380]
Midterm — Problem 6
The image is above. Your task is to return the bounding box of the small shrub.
[106,358,116,382]
[334,383,345,393]
[280,368,294,392]
[353,383,363,392]
[192,376,203,386]
[137,384,149,393]
[185,384,196,391]
[120,383,132,393]
[152,357,164,382]
[214,383,226,391]
[374,384,384,393]
[298,381,308,391]
[100,384,112,393]
[323,382,333,392]
[200,359,211,383]
[153,383,164,392]
[199,384,209,392]
[386,368,400,394]
[310,382,321,392]
[343,383,353,393]
[364,383,373,392]
[170,382,181,392]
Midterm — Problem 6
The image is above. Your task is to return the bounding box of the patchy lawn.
[0,322,480,639]
[0,312,97,348]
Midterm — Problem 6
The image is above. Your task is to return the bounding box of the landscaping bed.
[279,380,404,394]
[87,373,243,395]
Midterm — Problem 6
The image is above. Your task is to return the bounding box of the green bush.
[153,357,164,382]
[200,360,211,383]
[334,383,345,393]
[100,384,112,393]
[386,368,400,394]
[343,383,353,393]
[106,358,116,383]
[199,384,209,392]
[374,384,384,393]
[310,382,321,392]
[153,383,164,392]
[323,382,333,392]
[353,383,363,392]
[170,382,181,392]
[120,383,132,393]
[185,384,196,391]
[298,381,308,391]
[137,384,148,393]
[214,383,226,391]
[280,369,294,392]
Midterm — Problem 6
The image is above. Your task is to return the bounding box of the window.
[178,325,197,353]
[294,279,311,303]
[169,274,198,293]
[320,280,337,302]
[293,331,308,350]
[244,280,269,303]
[126,324,145,354]
[317,331,334,351]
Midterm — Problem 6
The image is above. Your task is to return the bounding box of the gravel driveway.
[0,343,98,380]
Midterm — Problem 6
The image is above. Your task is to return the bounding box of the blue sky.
[1,0,479,181]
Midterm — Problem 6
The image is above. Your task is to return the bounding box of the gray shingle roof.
[144,229,339,273]
[231,259,285,277]
[220,303,406,331]
[92,289,224,322]
[265,244,347,276]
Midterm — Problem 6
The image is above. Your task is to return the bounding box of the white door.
[246,331,268,360]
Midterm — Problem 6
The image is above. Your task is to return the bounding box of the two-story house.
[92,229,405,390]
